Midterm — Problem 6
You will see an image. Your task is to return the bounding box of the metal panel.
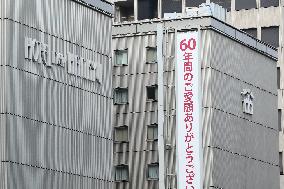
[0,0,113,188]
[206,108,278,164]
[3,163,113,189]
[205,30,277,94]
[2,114,113,180]
[206,68,277,130]
[0,0,112,56]
[210,147,279,189]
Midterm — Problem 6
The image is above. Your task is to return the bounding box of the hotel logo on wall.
[24,37,102,83]
[176,31,202,189]
[241,89,254,115]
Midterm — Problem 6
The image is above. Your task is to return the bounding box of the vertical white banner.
[176,31,202,189]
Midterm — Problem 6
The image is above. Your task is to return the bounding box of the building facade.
[226,2,284,187]
[0,0,113,188]
[112,17,279,189]
[113,1,284,188]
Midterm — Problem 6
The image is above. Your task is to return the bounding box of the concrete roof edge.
[113,16,278,60]
[71,0,114,17]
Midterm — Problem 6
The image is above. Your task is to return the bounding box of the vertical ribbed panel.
[0,0,113,188]
[113,24,279,189]
[113,33,178,189]
[0,0,112,56]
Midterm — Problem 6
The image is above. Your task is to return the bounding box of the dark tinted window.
[138,0,158,20]
[242,28,257,38]
[261,26,279,48]
[211,0,231,10]
[235,0,257,10]
[162,0,182,16]
[280,152,283,174]
[186,0,206,7]
[120,6,134,21]
[260,0,279,8]
[146,86,158,101]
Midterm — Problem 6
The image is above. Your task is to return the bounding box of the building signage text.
[24,37,102,83]
[176,31,202,189]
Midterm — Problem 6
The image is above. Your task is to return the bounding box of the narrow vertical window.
[147,124,158,141]
[280,152,283,175]
[146,86,158,101]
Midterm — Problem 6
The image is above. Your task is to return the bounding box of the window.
[118,5,135,22]
[260,0,279,8]
[148,163,159,180]
[210,0,231,10]
[147,124,158,141]
[138,0,158,20]
[115,165,129,181]
[242,28,257,38]
[280,152,283,175]
[162,0,182,16]
[146,85,158,101]
[114,50,128,66]
[279,109,282,131]
[146,47,157,64]
[186,0,206,8]
[261,26,279,48]
[235,0,256,11]
[114,126,129,142]
[114,88,128,104]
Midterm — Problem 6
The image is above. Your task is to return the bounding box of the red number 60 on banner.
[180,38,197,51]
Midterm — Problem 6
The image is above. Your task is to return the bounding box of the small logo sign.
[241,89,254,115]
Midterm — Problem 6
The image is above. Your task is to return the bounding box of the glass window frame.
[114,125,129,143]
[146,46,157,64]
[147,124,158,141]
[261,26,280,48]
[114,49,128,66]
[146,85,158,102]
[147,163,159,180]
[114,88,129,105]
[115,164,129,182]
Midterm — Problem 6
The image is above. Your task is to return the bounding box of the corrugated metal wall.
[0,0,113,188]
[113,25,279,189]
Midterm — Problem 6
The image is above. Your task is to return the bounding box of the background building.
[112,17,279,189]
[0,0,113,188]
[113,1,284,187]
